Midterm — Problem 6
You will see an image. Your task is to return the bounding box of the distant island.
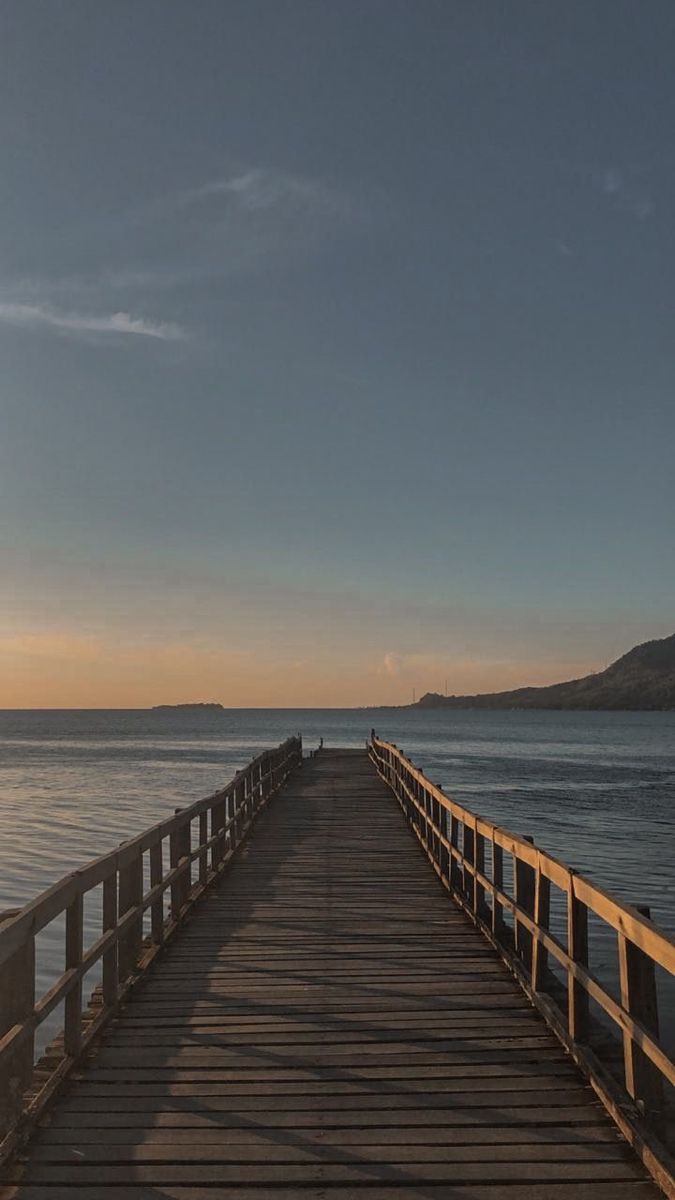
[151,703,225,713]
[412,633,675,712]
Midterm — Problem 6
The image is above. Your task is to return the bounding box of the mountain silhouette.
[416,633,675,711]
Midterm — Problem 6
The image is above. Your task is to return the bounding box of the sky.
[1,0,674,708]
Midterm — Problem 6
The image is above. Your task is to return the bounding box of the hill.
[415,633,675,711]
[151,703,225,714]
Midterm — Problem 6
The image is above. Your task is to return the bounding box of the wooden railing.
[369,734,675,1198]
[0,735,302,1160]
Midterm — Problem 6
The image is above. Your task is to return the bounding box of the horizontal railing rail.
[369,733,675,1199]
[0,734,302,1161]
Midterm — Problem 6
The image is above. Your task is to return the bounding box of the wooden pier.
[0,738,674,1199]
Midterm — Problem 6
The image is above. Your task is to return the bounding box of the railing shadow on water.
[369,731,675,1199]
[0,735,302,1165]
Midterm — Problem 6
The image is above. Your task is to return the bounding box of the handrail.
[0,734,302,1160]
[369,733,675,1199]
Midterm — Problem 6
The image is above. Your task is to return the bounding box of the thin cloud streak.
[180,167,352,218]
[2,165,361,307]
[0,302,184,341]
[110,166,358,289]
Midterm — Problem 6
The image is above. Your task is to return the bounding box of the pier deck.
[1,748,662,1199]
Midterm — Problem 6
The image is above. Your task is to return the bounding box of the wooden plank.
[0,1182,661,1200]
[26,1142,634,1164]
[102,1031,549,1051]
[105,1019,546,1042]
[67,1076,582,1097]
[11,1162,647,1185]
[79,1064,574,1087]
[54,1087,598,1111]
[34,1123,624,1147]
[43,1105,622,1129]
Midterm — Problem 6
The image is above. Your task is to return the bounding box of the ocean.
[0,706,673,1050]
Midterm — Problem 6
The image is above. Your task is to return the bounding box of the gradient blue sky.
[1,0,674,706]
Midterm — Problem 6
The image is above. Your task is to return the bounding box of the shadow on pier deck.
[0,746,671,1199]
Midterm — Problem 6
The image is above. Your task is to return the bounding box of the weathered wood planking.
[0,750,663,1199]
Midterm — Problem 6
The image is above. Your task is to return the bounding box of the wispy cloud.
[0,165,359,341]
[179,167,352,220]
[0,301,184,340]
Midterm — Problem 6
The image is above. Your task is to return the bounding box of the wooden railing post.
[244,769,253,828]
[233,777,242,844]
[0,924,35,1135]
[149,841,164,946]
[170,812,190,920]
[514,836,535,972]
[64,891,83,1057]
[102,871,119,1006]
[439,806,450,883]
[463,820,475,909]
[406,762,414,821]
[567,870,589,1042]
[226,791,235,854]
[475,827,487,920]
[410,771,419,825]
[198,811,208,888]
[531,855,551,993]
[118,847,143,983]
[450,815,461,893]
[228,785,237,849]
[618,905,664,1123]
[431,791,440,867]
[245,767,254,824]
[492,837,504,942]
[260,754,269,805]
[211,795,226,871]
[421,779,429,846]
[252,761,260,815]
[424,783,433,849]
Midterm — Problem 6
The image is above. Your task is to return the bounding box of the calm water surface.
[0,708,673,1048]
